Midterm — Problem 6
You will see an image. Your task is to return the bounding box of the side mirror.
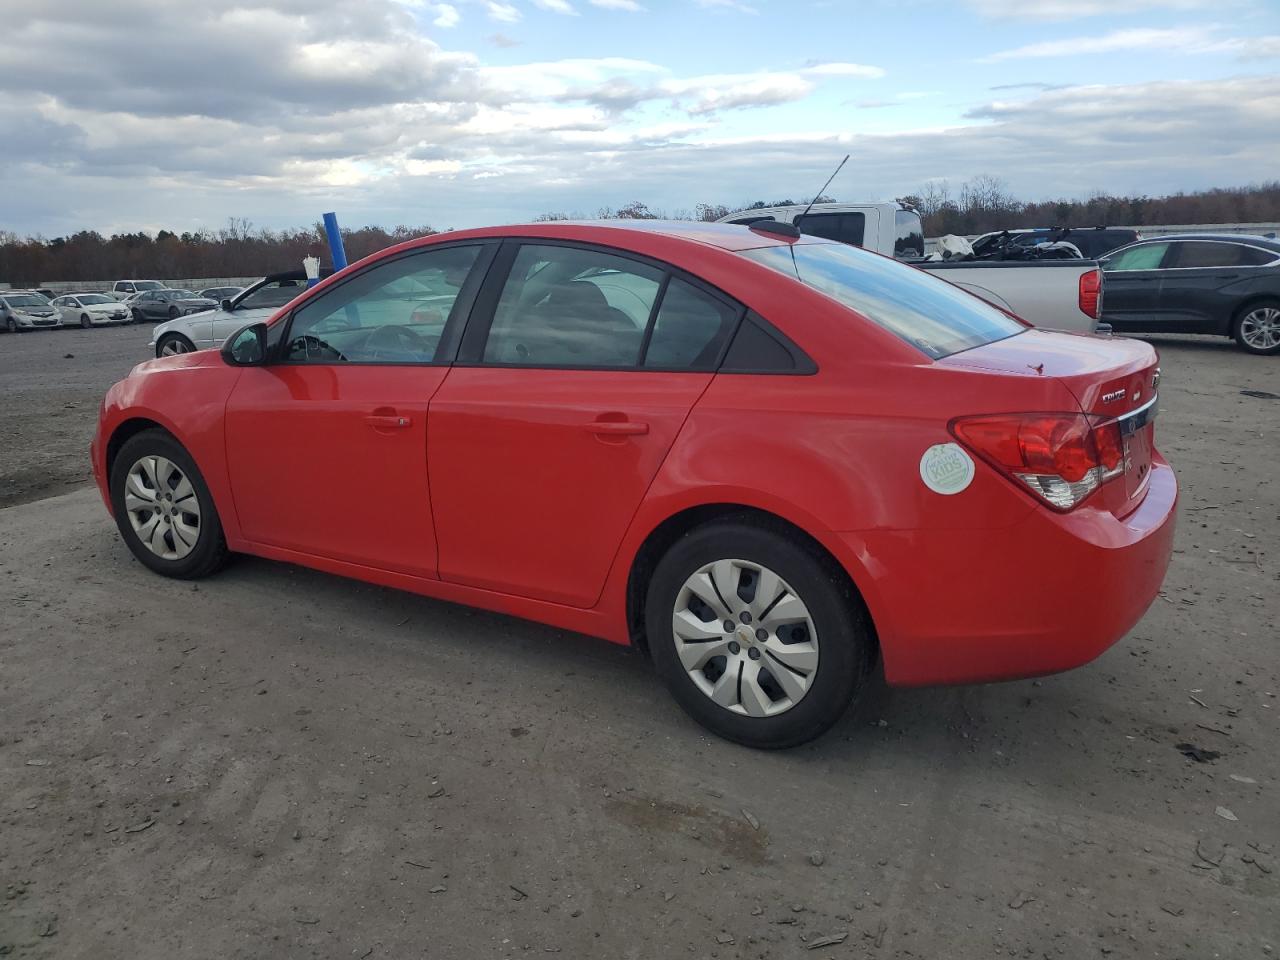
[221,298,234,312]
[221,322,269,366]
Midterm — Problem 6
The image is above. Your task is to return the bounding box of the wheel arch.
[105,417,174,478]
[623,502,881,663]
[1232,294,1280,327]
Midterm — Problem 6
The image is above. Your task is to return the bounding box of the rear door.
[428,240,741,607]
[1156,240,1275,334]
[1100,242,1170,329]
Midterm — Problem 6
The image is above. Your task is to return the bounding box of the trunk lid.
[942,329,1160,516]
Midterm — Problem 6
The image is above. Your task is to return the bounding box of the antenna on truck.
[798,155,849,221]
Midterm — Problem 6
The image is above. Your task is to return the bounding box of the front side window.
[793,212,866,247]
[285,245,481,364]
[1104,243,1169,271]
[740,241,1024,360]
[240,279,308,311]
[79,294,112,305]
[483,245,662,367]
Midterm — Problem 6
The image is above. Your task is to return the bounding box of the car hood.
[130,349,223,378]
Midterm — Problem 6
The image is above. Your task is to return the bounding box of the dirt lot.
[1,325,1278,959]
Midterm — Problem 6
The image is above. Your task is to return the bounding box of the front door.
[1100,241,1170,329]
[223,242,490,577]
[429,241,742,607]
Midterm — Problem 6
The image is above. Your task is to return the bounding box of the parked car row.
[1,283,246,332]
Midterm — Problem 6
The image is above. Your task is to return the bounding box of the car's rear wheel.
[80,313,92,329]
[157,333,196,357]
[646,519,873,748]
[1234,300,1280,355]
[109,429,228,579]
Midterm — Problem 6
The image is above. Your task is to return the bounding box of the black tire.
[1233,299,1280,356]
[80,313,92,329]
[131,309,142,323]
[168,306,180,320]
[645,518,874,749]
[5,317,16,333]
[109,429,229,580]
[156,333,196,358]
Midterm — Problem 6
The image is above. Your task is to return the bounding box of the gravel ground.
[1,324,1278,958]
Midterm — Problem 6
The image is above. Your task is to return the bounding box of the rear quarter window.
[739,242,1025,360]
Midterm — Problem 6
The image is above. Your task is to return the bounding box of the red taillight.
[951,412,1125,511]
[1078,268,1101,319]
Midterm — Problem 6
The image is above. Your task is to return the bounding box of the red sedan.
[91,221,1177,748]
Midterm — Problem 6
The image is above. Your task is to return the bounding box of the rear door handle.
[585,420,649,436]
[365,414,412,429]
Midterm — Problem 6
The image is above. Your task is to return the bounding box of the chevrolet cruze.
[92,221,1177,747]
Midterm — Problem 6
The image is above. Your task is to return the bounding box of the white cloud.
[802,62,887,79]
[983,26,1218,60]
[485,1,522,22]
[695,0,759,13]
[967,0,1219,20]
[531,0,577,13]
[589,0,644,9]
[434,3,461,26]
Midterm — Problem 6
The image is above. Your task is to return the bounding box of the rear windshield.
[740,242,1025,359]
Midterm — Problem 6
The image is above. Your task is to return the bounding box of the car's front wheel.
[5,317,16,333]
[80,313,92,329]
[1234,300,1280,355]
[646,518,874,748]
[131,309,142,323]
[157,333,196,358]
[109,429,228,579]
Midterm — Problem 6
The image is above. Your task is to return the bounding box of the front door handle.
[365,414,412,429]
[1214,274,1240,279]
[585,420,649,436]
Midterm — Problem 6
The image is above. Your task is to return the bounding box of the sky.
[1,0,1278,237]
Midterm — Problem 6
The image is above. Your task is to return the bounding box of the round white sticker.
[919,443,975,495]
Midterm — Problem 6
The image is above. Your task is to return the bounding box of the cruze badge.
[1101,388,1126,404]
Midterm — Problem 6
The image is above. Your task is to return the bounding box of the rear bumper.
[850,458,1177,687]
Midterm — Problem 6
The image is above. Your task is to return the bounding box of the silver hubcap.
[673,559,819,718]
[124,455,201,560]
[160,339,191,356]
[1241,307,1280,350]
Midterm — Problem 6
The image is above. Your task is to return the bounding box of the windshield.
[169,290,197,298]
[5,294,51,308]
[134,281,164,291]
[78,294,113,305]
[740,242,1025,359]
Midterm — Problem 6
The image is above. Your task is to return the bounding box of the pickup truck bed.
[914,259,1102,334]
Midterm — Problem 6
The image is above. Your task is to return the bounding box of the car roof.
[1124,233,1280,251]
[391,220,827,256]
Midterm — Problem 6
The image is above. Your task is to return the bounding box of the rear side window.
[740,242,1024,360]
[794,212,865,247]
[1167,241,1275,268]
[720,312,816,374]
[241,279,308,310]
[642,278,738,369]
[1105,243,1168,271]
[484,245,662,367]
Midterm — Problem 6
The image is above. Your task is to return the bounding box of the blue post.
[323,212,348,271]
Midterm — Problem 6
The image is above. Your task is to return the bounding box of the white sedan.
[51,293,133,328]
[148,269,321,356]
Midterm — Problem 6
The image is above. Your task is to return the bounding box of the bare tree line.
[4,180,1279,286]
